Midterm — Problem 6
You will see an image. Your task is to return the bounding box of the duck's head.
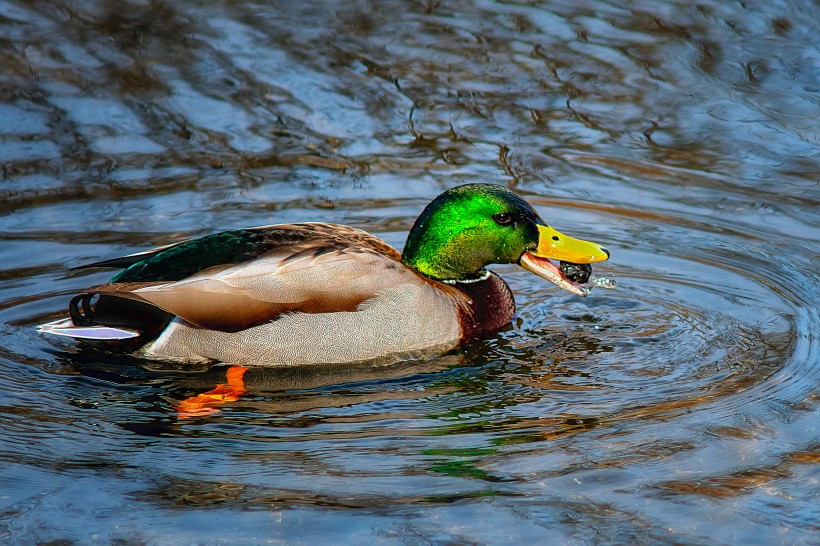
[402,183,609,295]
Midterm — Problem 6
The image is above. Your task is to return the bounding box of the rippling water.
[1,0,818,544]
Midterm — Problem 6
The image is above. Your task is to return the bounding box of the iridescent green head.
[402,184,610,294]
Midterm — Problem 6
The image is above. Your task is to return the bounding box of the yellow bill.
[520,224,610,297]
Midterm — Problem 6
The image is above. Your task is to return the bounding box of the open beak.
[519,224,610,297]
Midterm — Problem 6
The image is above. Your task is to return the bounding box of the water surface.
[1,0,818,544]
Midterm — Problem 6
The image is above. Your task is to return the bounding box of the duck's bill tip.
[520,252,589,297]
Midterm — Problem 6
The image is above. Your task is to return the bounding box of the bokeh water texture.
[1,0,818,544]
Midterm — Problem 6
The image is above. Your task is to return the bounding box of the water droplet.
[582,276,618,292]
[594,276,618,288]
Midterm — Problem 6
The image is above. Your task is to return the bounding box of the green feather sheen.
[402,184,539,281]
[111,230,263,283]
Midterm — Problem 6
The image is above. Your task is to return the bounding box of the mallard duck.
[38,184,610,366]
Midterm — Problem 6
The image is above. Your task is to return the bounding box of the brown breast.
[450,271,516,341]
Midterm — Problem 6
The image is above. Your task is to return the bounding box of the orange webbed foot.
[175,366,248,419]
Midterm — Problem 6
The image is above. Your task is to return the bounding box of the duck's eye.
[492,212,513,226]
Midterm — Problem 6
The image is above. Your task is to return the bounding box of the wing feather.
[131,247,424,331]
[78,225,422,333]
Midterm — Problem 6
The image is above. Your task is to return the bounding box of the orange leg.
[175,366,248,419]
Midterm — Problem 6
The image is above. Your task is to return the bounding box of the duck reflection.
[170,356,466,419]
[55,323,623,436]
[59,348,465,420]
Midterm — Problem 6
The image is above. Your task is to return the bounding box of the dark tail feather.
[70,241,183,271]
[71,253,154,271]
[41,291,174,348]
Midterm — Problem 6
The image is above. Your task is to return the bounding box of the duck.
[38,183,610,366]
